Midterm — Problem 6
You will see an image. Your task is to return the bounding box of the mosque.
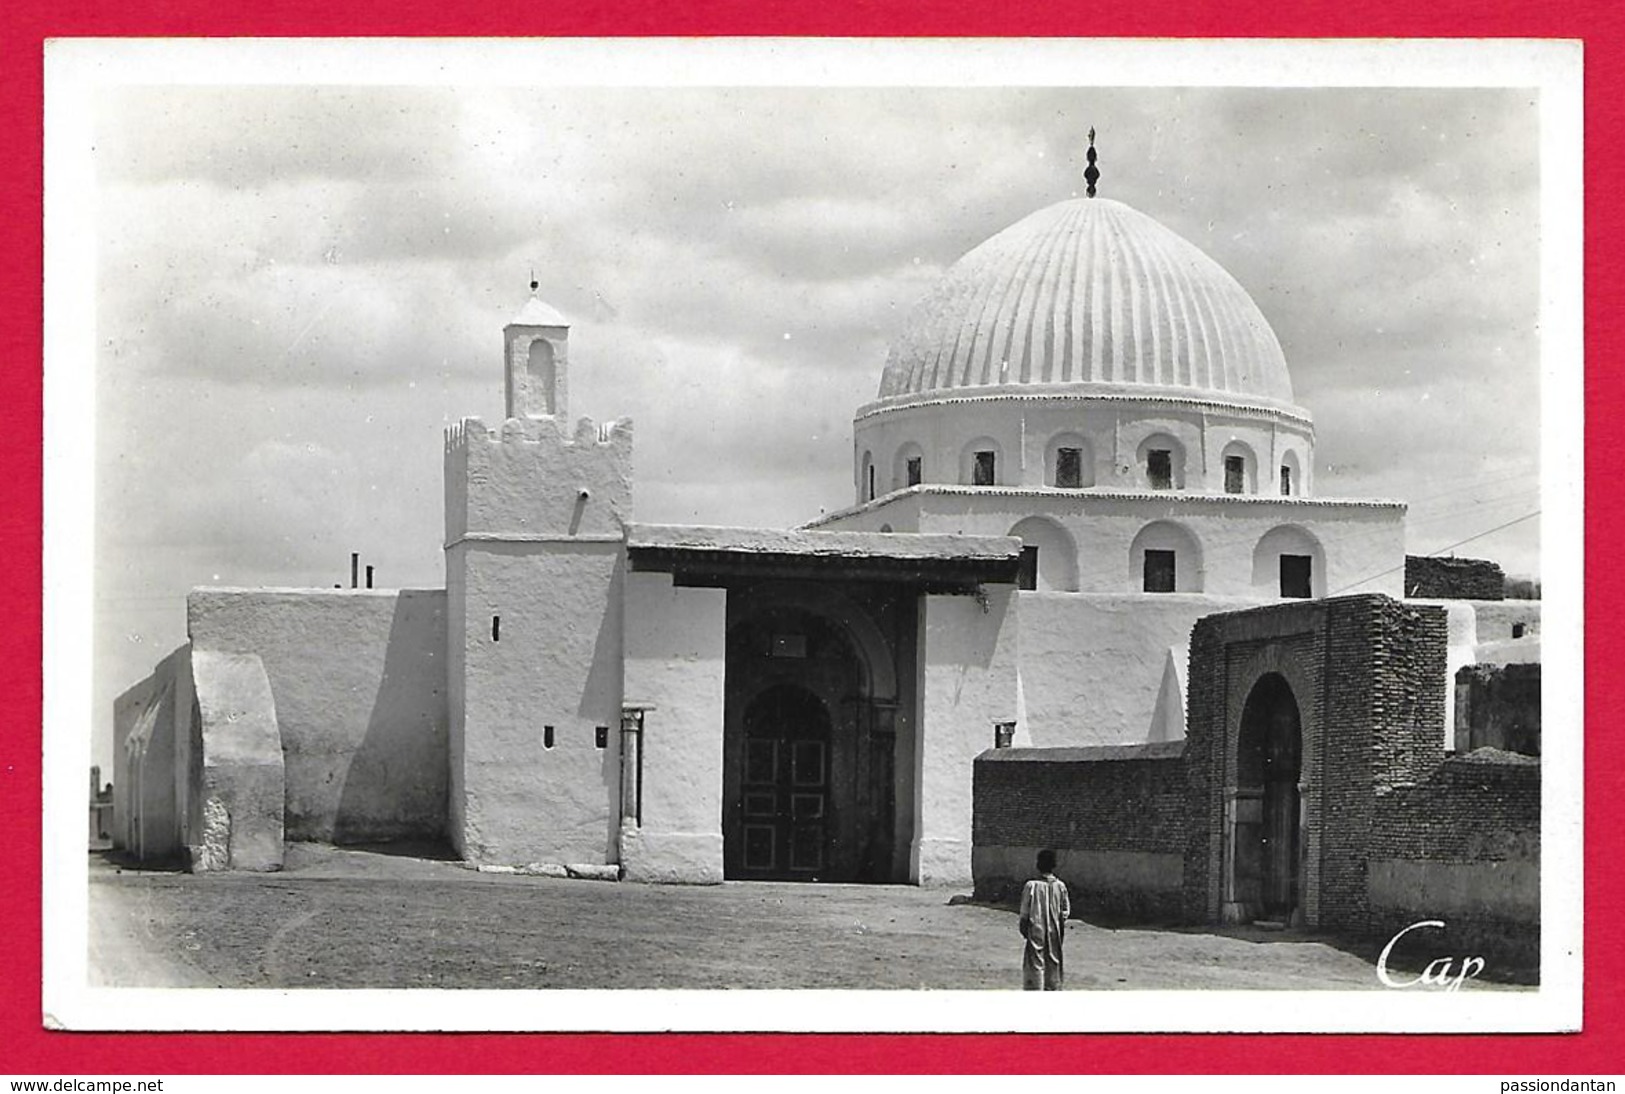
[113,146,1540,917]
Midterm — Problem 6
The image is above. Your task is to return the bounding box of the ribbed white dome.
[878,198,1293,404]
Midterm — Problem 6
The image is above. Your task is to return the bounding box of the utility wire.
[1331,509,1540,595]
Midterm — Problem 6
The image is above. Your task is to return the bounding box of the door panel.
[736,686,830,880]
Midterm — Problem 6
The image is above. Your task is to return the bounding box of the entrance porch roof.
[626,523,1022,589]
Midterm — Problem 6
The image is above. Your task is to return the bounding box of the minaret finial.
[529,267,538,293]
[1084,127,1100,199]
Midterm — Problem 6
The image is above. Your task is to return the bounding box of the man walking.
[1019,848,1070,991]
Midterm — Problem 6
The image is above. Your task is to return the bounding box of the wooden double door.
[737,685,831,879]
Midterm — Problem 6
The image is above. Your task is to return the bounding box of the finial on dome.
[1085,128,1100,199]
[529,266,539,293]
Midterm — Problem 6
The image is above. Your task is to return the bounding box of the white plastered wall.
[455,543,624,866]
[620,571,728,883]
[915,584,1020,886]
[1017,593,1261,747]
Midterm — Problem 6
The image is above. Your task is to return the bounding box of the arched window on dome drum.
[1280,450,1304,497]
[893,442,924,491]
[1018,547,1039,591]
[1008,516,1079,592]
[1137,434,1186,491]
[1225,456,1244,493]
[1144,550,1176,592]
[1130,521,1203,593]
[860,451,875,503]
[1149,451,1173,490]
[1222,442,1254,494]
[1057,450,1082,487]
[974,451,996,486]
[1221,441,1258,495]
[961,438,1003,487]
[1251,525,1325,599]
[1045,432,1093,489]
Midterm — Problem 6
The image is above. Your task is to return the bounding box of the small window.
[1017,546,1039,591]
[543,725,555,749]
[595,726,609,749]
[1280,465,1293,496]
[1144,549,1177,593]
[492,615,501,642]
[1512,623,1527,639]
[1147,449,1173,490]
[1224,455,1245,494]
[867,464,876,501]
[1280,555,1312,599]
[906,456,922,487]
[973,450,996,486]
[1055,447,1083,489]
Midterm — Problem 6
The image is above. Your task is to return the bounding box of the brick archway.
[1183,595,1449,932]
[1218,642,1321,926]
[1184,602,1326,926]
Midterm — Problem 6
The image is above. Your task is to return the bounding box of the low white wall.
[621,572,727,883]
[1468,599,1542,642]
[112,644,195,862]
[917,586,1019,885]
[189,589,449,843]
[112,650,182,861]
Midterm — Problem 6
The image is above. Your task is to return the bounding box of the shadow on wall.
[332,591,450,843]
[584,555,626,863]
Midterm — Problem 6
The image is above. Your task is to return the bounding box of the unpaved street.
[88,846,1521,991]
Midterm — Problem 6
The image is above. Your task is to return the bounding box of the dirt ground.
[87,845,1524,991]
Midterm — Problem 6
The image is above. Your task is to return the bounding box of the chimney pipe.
[366,565,374,590]
[351,552,359,589]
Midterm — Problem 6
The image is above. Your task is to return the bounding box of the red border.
[6,3,1620,1075]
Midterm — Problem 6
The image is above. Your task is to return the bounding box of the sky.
[87,80,1545,768]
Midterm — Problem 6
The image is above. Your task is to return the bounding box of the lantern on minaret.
[503,275,571,422]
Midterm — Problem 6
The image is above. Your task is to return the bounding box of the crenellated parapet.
[444,414,634,545]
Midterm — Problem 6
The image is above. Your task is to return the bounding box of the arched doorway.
[733,684,832,879]
[722,585,909,883]
[1231,674,1303,922]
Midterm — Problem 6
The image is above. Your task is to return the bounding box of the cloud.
[96,86,468,186]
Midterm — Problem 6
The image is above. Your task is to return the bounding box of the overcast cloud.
[89,82,1544,767]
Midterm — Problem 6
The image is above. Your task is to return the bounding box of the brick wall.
[973,743,1186,920]
[1405,555,1505,600]
[1182,594,1448,932]
[1369,750,1541,972]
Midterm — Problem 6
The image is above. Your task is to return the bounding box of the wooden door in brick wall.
[1234,673,1304,923]
[1261,710,1302,917]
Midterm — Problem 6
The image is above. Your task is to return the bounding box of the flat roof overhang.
[626,523,1022,591]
